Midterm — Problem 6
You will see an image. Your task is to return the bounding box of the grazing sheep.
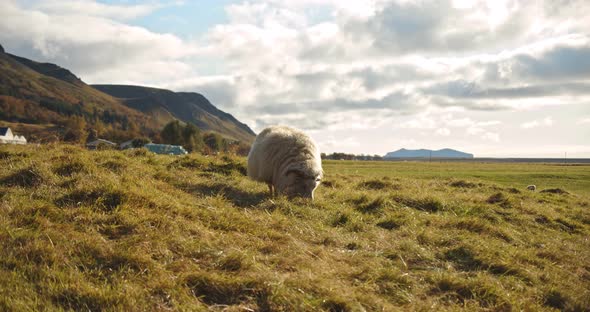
[247,125,323,199]
[527,185,536,191]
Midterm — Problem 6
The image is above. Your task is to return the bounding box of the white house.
[0,127,27,145]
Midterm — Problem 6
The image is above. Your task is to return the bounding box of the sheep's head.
[278,163,322,200]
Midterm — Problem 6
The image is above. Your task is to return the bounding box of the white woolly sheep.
[527,185,536,191]
[247,125,323,199]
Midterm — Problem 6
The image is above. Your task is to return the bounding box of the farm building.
[86,139,117,150]
[144,143,188,155]
[0,127,27,145]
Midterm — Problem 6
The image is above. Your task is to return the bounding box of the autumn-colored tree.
[87,128,98,142]
[203,132,226,154]
[131,137,151,148]
[160,120,183,146]
[182,123,204,152]
[127,121,140,139]
[232,141,252,156]
[63,116,88,143]
[159,121,206,153]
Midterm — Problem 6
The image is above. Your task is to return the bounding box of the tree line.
[0,95,150,143]
[0,93,252,155]
[66,119,250,155]
[321,152,383,161]
[152,120,250,155]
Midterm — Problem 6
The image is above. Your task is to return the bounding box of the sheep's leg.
[268,184,274,197]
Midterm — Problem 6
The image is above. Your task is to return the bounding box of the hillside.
[93,85,255,143]
[385,148,474,159]
[0,47,163,142]
[6,53,84,86]
[1,144,588,311]
[0,44,255,144]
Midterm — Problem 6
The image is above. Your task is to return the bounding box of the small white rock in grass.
[527,185,536,191]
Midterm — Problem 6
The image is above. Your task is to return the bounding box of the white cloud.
[1,0,589,156]
[577,117,590,124]
[399,114,437,129]
[0,0,199,84]
[435,128,451,136]
[446,117,475,127]
[445,117,502,128]
[521,117,554,129]
[31,0,168,20]
[477,120,502,126]
[481,132,500,142]
[467,127,485,135]
[318,135,360,151]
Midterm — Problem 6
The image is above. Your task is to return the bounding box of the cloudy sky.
[1,0,589,157]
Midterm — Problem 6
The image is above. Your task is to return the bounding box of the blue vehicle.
[144,143,188,155]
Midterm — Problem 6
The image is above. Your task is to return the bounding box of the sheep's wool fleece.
[247,125,322,184]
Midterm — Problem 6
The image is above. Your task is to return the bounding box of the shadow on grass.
[206,159,247,176]
[486,192,511,208]
[101,160,127,173]
[540,188,570,195]
[185,273,273,310]
[392,195,443,213]
[54,161,86,177]
[169,156,247,176]
[181,182,267,208]
[1,167,45,187]
[349,195,389,214]
[444,246,526,280]
[0,150,28,160]
[449,180,479,188]
[52,288,117,312]
[55,189,125,213]
[358,179,401,191]
[431,277,508,309]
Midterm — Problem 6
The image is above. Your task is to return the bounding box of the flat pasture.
[324,160,590,195]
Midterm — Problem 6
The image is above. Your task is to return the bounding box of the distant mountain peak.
[384,148,474,159]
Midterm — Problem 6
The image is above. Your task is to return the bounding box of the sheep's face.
[279,169,321,200]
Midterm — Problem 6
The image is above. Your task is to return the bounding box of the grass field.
[1,144,589,311]
[323,160,590,196]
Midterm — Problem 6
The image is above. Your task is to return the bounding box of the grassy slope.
[0,144,589,311]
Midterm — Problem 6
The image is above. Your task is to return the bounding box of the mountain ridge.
[0,44,255,144]
[0,46,156,142]
[7,53,83,85]
[384,148,474,158]
[92,84,255,143]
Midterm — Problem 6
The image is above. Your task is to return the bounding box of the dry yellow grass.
[1,144,589,311]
